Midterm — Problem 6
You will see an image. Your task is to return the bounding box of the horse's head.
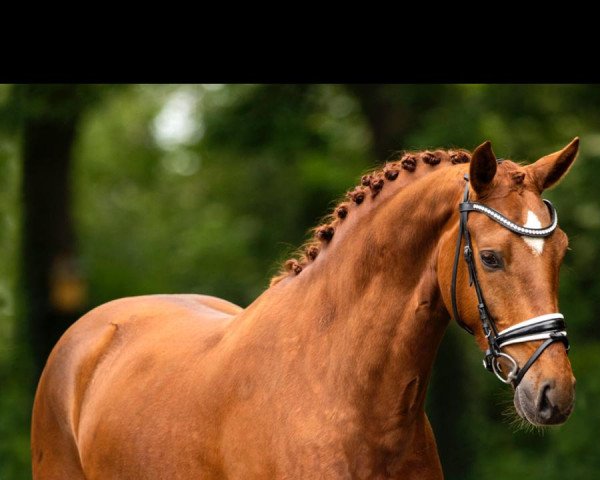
[440,139,579,426]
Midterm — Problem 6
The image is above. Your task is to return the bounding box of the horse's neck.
[238,170,461,433]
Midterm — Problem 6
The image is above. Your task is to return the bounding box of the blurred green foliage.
[1,84,599,479]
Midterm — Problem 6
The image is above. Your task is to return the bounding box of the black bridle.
[451,175,569,387]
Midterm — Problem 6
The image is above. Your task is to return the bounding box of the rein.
[451,175,569,387]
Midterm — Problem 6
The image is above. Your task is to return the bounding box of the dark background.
[1,84,599,479]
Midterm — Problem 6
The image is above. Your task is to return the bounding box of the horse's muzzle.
[514,377,576,426]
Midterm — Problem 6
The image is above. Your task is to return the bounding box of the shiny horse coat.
[32,141,578,479]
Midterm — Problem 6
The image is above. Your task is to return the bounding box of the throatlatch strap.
[451,219,473,333]
[451,177,475,334]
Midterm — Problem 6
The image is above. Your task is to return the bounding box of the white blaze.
[523,211,544,254]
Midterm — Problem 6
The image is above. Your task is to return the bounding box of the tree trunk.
[345,84,448,159]
[19,85,88,375]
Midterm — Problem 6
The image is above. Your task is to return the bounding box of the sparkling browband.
[459,199,558,238]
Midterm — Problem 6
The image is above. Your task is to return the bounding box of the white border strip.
[497,313,564,336]
[498,331,567,348]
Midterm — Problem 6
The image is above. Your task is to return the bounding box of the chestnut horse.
[32,139,578,479]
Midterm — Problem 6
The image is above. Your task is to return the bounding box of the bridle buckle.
[491,353,519,384]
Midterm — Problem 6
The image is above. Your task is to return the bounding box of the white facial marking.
[523,211,544,254]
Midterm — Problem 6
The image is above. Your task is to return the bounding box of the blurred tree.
[347,84,451,157]
[0,84,30,479]
[1,84,600,480]
[14,85,116,373]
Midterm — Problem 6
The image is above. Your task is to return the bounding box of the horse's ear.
[470,141,497,197]
[527,138,579,192]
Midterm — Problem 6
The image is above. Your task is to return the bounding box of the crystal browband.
[459,199,558,237]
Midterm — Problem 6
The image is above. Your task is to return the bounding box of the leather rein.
[450,175,569,387]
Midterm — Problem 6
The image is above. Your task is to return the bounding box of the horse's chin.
[513,387,532,423]
[513,387,546,426]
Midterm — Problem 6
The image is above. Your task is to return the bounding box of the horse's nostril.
[538,383,553,417]
[537,381,555,420]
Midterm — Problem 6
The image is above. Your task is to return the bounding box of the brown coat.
[31,141,578,479]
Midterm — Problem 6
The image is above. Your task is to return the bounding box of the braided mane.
[270,148,472,286]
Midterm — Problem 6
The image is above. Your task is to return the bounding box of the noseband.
[451,175,569,387]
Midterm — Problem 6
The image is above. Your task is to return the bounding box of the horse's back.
[31,294,242,480]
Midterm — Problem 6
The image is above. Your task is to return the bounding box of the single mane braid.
[270,148,472,286]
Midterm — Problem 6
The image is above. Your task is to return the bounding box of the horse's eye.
[480,251,503,269]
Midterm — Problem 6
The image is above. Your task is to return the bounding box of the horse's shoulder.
[42,294,242,386]
[33,293,242,456]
